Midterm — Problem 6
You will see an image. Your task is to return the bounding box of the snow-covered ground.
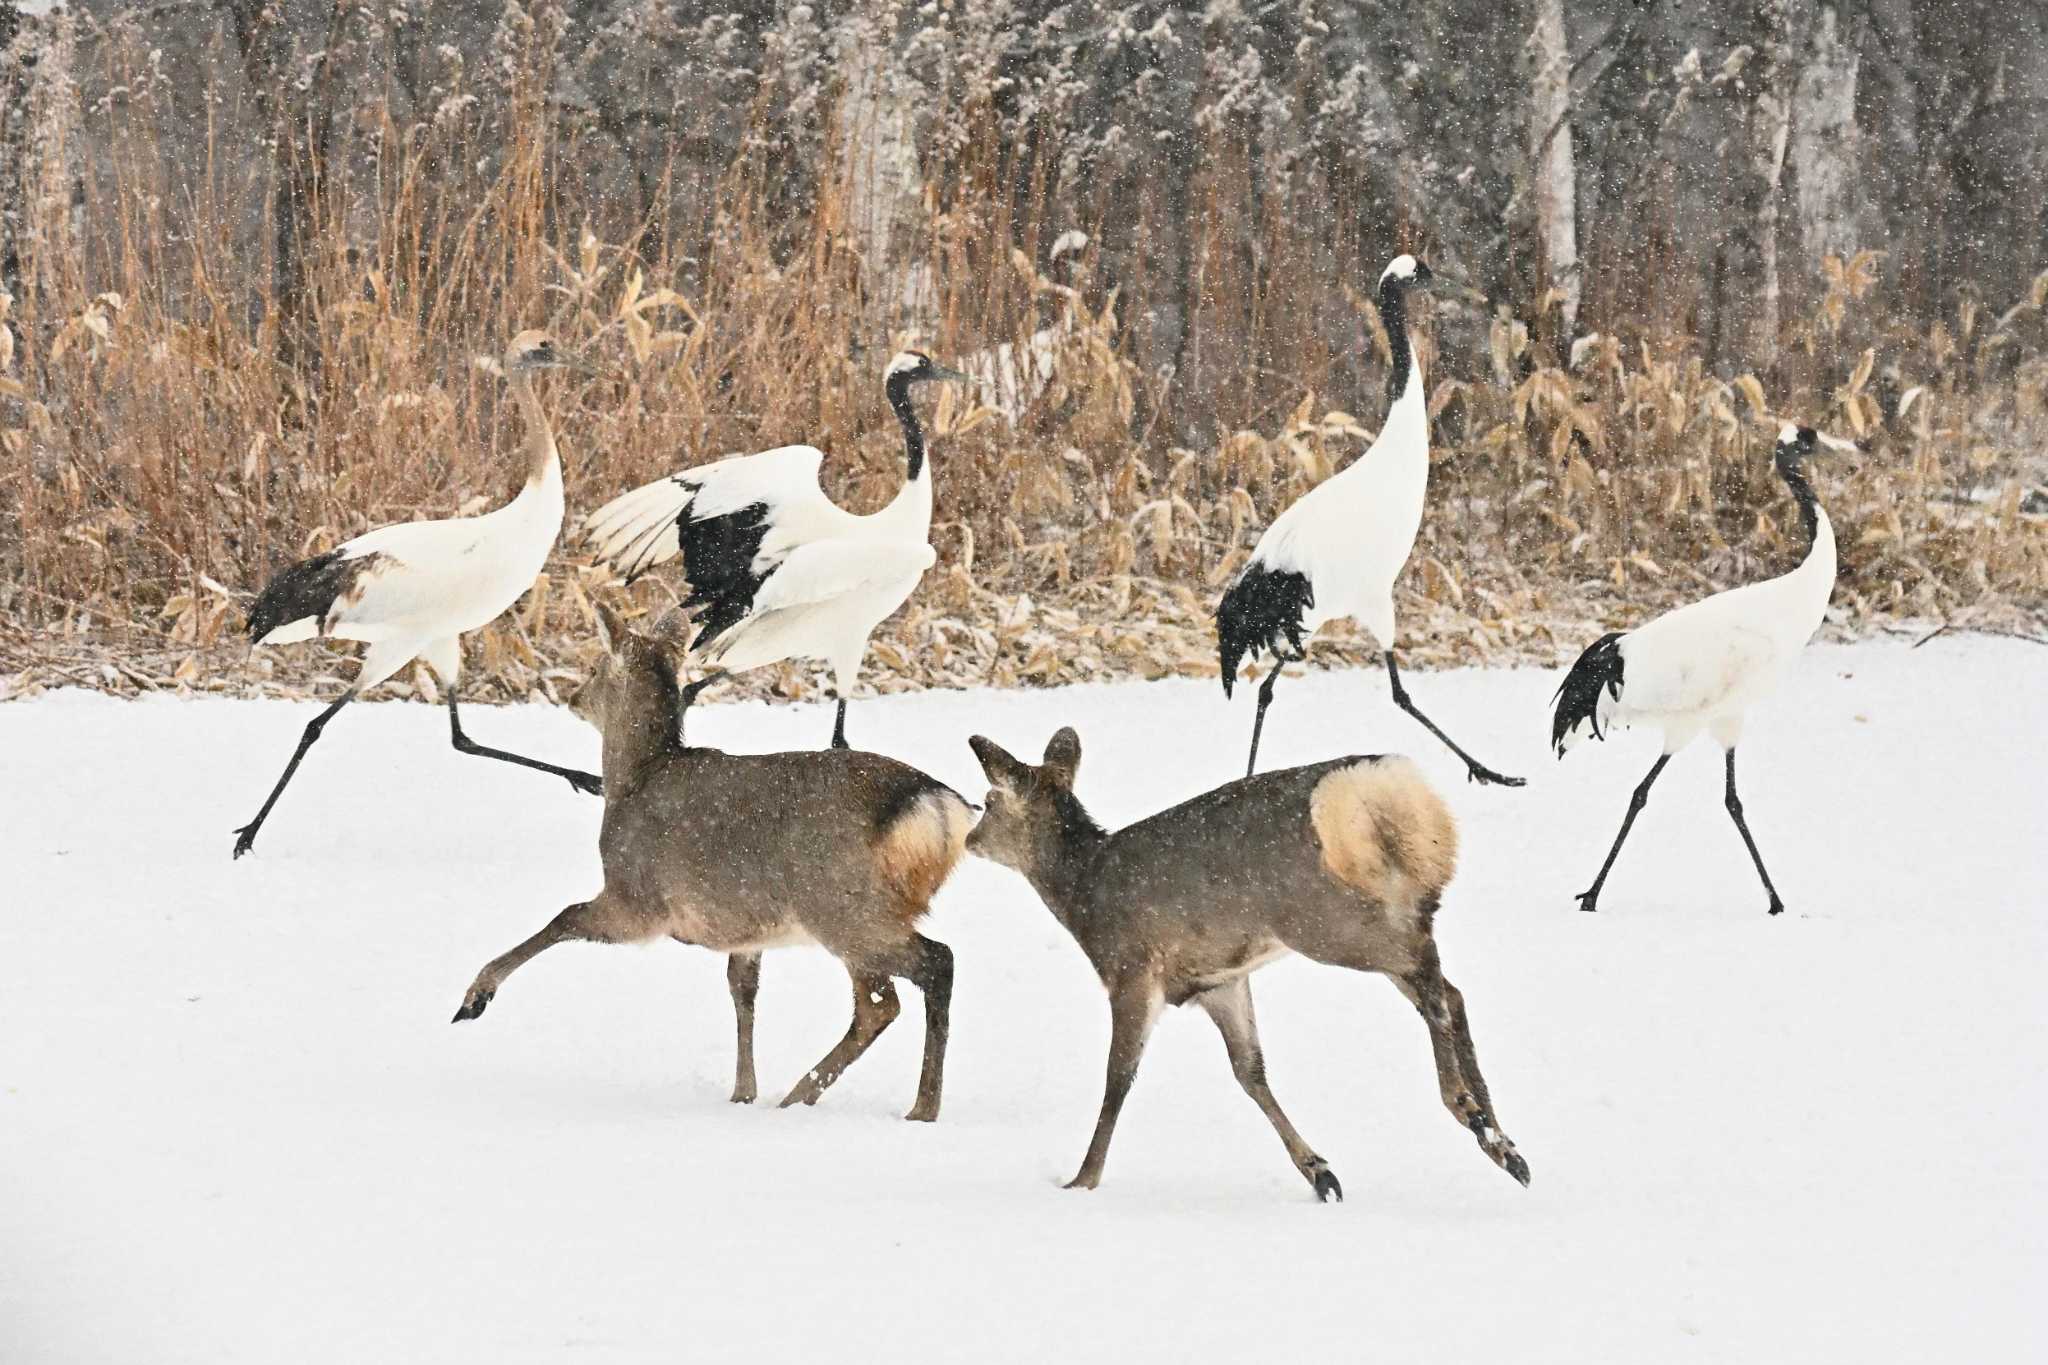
[3,637,2042,1362]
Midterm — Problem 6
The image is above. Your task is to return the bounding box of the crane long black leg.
[1245,666,1282,779]
[829,697,850,750]
[447,692,602,795]
[1384,653,1526,787]
[1575,754,1669,912]
[1723,748,1786,916]
[232,690,357,859]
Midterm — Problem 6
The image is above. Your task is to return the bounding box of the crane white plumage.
[579,349,967,748]
[1215,254,1524,785]
[231,330,602,860]
[1550,423,1849,914]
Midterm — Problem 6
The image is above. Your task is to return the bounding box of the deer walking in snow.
[966,728,1530,1200]
[453,605,975,1120]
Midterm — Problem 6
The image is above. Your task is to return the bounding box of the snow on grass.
[2,637,2042,1362]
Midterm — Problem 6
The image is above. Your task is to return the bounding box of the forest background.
[0,0,2041,702]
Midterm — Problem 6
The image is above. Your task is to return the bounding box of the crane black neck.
[1779,460,1821,548]
[886,371,927,482]
[1379,280,1417,413]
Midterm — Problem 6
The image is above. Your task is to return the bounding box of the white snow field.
[2,636,2042,1362]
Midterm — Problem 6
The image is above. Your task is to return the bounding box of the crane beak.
[1814,431,1865,456]
[928,362,976,386]
[680,668,729,708]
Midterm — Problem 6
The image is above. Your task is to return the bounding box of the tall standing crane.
[1217,255,1524,787]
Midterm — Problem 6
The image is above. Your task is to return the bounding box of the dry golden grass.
[1,38,2043,705]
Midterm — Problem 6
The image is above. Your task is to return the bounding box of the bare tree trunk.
[1748,19,1795,368]
[0,1,28,301]
[0,4,82,314]
[1721,0,1809,373]
[219,0,351,384]
[1526,0,1579,339]
[1790,5,1865,266]
[1860,0,1929,308]
[837,4,933,337]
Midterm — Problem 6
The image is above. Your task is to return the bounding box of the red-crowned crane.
[1551,423,1851,914]
[577,349,968,750]
[1216,254,1524,786]
[232,331,599,860]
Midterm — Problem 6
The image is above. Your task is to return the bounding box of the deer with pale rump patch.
[452,605,974,1120]
[966,728,1530,1200]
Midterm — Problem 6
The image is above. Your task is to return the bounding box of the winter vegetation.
[0,2,2042,699]
[2,7,2044,1359]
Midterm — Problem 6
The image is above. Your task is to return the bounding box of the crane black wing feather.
[1551,631,1627,755]
[245,549,387,641]
[1215,563,1315,697]
[674,492,778,650]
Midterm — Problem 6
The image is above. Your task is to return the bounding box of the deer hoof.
[1311,1165,1343,1203]
[1504,1151,1531,1187]
[451,988,493,1023]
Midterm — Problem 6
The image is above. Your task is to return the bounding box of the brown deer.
[966,727,1530,1200]
[452,605,974,1121]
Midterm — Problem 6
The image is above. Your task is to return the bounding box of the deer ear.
[968,734,1025,783]
[1041,727,1082,786]
[648,605,692,650]
[593,602,630,652]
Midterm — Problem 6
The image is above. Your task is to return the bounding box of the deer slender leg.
[1575,753,1670,912]
[452,896,646,1022]
[1395,954,1529,1187]
[896,935,954,1123]
[447,692,603,796]
[778,972,900,1108]
[726,953,763,1104]
[1067,982,1163,1191]
[1384,652,1526,787]
[829,698,850,750]
[1198,976,1340,1201]
[1245,666,1283,779]
[1723,748,1786,916]
[232,690,356,859]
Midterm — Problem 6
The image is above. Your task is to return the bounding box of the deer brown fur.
[452,605,973,1120]
[966,726,1529,1199]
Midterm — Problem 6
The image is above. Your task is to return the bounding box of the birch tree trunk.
[0,1,27,299]
[1722,0,1809,372]
[1526,0,1579,339]
[1750,25,1794,367]
[837,3,934,336]
[1790,5,1865,266]
[0,5,82,313]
